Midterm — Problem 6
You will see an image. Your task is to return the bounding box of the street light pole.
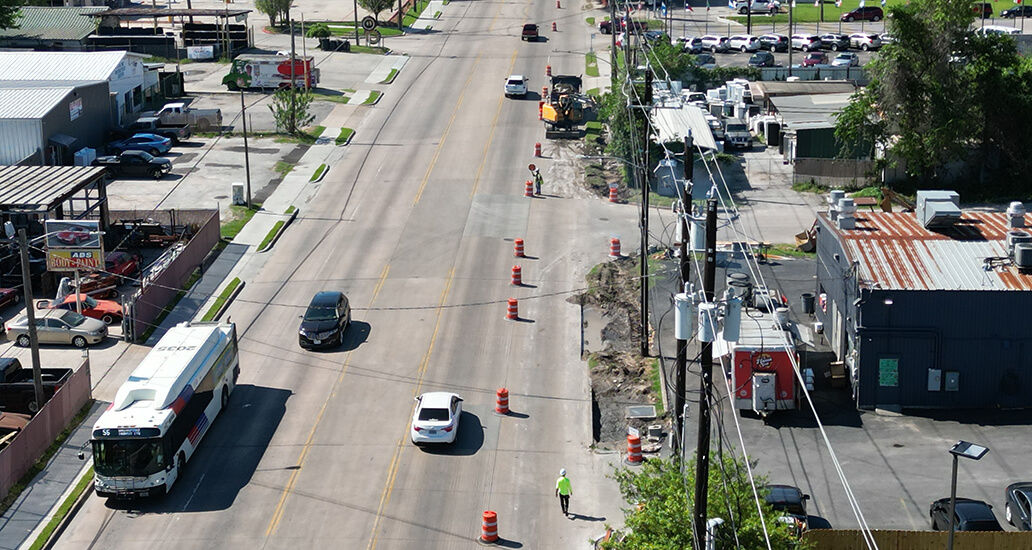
[947,441,990,550]
[948,451,959,550]
[18,229,45,412]
[240,91,252,210]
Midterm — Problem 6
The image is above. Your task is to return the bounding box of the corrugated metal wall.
[0,119,42,165]
[40,81,112,160]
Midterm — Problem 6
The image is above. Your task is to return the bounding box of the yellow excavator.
[543,75,588,139]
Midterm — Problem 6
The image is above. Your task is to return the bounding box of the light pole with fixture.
[948,440,989,550]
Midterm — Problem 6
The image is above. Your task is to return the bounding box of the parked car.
[643,30,668,43]
[879,32,897,44]
[143,102,222,132]
[1000,4,1032,17]
[410,392,463,445]
[0,288,18,310]
[678,36,705,53]
[765,485,810,529]
[107,133,171,156]
[701,35,730,53]
[118,117,191,145]
[683,91,707,104]
[39,293,123,325]
[759,33,789,52]
[841,5,883,21]
[0,357,72,415]
[930,498,1003,532]
[72,273,120,299]
[1005,482,1032,530]
[94,150,173,180]
[504,74,528,98]
[105,251,143,280]
[0,412,31,446]
[7,309,107,348]
[748,51,776,67]
[791,34,821,52]
[706,115,724,140]
[598,19,648,34]
[732,0,780,14]
[298,291,351,349]
[849,32,882,51]
[801,52,829,67]
[521,23,538,40]
[693,53,717,68]
[819,33,850,51]
[831,52,860,67]
[973,2,992,18]
[729,34,761,52]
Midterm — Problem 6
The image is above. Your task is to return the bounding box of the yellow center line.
[367,267,455,550]
[265,262,393,538]
[412,54,483,206]
[470,49,520,198]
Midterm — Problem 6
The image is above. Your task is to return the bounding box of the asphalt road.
[54,0,638,548]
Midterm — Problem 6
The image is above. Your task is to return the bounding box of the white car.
[504,75,528,98]
[790,34,821,52]
[848,32,882,51]
[700,35,730,53]
[831,52,859,67]
[730,0,780,14]
[729,35,761,52]
[411,392,463,444]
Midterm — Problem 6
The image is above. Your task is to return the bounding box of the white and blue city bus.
[84,321,239,498]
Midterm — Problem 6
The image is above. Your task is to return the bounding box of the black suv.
[819,33,850,51]
[930,498,1003,532]
[765,485,810,529]
[748,51,775,67]
[298,291,351,349]
[758,34,788,52]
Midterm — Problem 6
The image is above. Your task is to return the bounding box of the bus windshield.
[93,439,166,477]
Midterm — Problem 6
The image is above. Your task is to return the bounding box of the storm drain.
[626,405,657,420]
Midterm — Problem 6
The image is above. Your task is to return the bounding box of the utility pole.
[609,0,617,74]
[289,18,297,133]
[240,91,252,209]
[692,199,717,545]
[787,2,793,77]
[354,0,360,45]
[18,229,44,412]
[640,69,652,358]
[674,134,693,455]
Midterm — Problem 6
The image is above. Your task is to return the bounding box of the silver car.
[8,309,107,348]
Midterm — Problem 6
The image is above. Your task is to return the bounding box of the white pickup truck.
[144,102,223,133]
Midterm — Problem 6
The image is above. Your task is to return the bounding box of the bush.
[306,23,331,38]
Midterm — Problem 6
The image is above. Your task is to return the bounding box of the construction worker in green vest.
[555,468,572,517]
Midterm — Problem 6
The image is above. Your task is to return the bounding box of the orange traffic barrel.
[495,388,510,415]
[609,185,619,203]
[546,64,552,77]
[626,434,643,464]
[481,510,499,542]
[514,238,525,258]
[524,180,534,197]
[610,238,621,257]
[538,101,544,120]
[511,265,522,286]
[551,21,557,31]
[506,298,518,320]
[534,142,542,157]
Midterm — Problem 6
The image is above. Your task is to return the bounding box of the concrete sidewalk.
[0,110,354,550]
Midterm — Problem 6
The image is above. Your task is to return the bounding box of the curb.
[365,92,384,106]
[212,279,246,321]
[310,164,330,183]
[257,208,299,253]
[41,474,94,550]
[337,131,355,146]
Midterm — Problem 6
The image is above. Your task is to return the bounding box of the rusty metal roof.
[0,166,107,212]
[822,211,1032,291]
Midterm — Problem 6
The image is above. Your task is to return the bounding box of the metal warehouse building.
[0,81,111,165]
[815,191,1032,410]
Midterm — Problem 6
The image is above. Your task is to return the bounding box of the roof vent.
[828,190,846,221]
[1007,201,1026,228]
[916,190,961,229]
[1007,230,1032,257]
[1015,243,1032,269]
[837,198,856,230]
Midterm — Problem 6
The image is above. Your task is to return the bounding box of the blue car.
[107,133,172,156]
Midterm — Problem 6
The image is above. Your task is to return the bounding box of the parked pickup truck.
[0,358,72,414]
[143,102,223,132]
[121,117,192,144]
[93,150,172,180]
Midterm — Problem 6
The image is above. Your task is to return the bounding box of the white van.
[979,25,1021,36]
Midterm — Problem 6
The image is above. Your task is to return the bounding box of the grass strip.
[273,161,295,176]
[258,221,286,251]
[285,205,296,214]
[586,16,595,25]
[202,277,242,322]
[0,401,94,518]
[363,91,382,104]
[222,204,260,241]
[585,52,599,77]
[381,68,399,83]
[26,466,94,550]
[310,164,327,182]
[336,127,355,145]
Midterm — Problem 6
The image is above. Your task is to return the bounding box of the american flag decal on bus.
[187,413,210,445]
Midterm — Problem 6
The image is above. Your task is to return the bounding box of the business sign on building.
[45,220,103,271]
[187,46,215,60]
[69,98,83,121]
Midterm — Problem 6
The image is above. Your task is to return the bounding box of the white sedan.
[831,52,859,67]
[411,392,463,444]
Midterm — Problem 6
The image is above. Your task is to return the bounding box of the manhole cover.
[626,405,656,419]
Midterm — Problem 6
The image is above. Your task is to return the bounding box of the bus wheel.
[221,388,229,410]
[178,451,186,479]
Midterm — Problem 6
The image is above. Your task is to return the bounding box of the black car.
[748,51,775,67]
[1001,4,1032,17]
[298,291,351,349]
[1005,482,1032,530]
[758,33,789,52]
[819,33,850,51]
[93,150,172,180]
[765,485,810,528]
[929,498,1003,532]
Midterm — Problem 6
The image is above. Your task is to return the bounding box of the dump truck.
[542,75,588,139]
[223,55,320,91]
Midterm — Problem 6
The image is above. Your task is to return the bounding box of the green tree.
[255,0,291,27]
[0,0,23,30]
[600,456,811,550]
[358,0,396,22]
[268,87,316,135]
